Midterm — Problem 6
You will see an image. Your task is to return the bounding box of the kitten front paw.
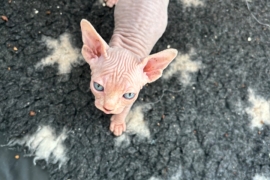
[104,0,118,7]
[110,115,126,136]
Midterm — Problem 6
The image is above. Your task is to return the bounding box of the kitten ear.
[141,49,178,83]
[80,19,109,65]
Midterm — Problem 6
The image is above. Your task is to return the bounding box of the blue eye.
[93,82,104,91]
[123,93,135,99]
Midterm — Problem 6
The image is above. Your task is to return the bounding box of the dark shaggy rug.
[1,0,270,179]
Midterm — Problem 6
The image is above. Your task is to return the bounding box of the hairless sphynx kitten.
[81,0,178,136]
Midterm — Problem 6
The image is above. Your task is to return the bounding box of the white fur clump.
[126,105,151,137]
[253,174,270,180]
[114,133,131,147]
[115,105,151,147]
[163,48,201,86]
[35,33,84,74]
[7,126,68,168]
[246,89,270,129]
[180,0,204,7]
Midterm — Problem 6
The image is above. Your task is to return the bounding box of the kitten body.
[81,0,178,136]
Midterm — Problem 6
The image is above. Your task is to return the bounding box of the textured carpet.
[1,0,270,179]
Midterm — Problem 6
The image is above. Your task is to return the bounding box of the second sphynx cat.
[81,0,178,136]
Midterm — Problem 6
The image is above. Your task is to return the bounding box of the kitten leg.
[104,0,119,7]
[110,106,131,136]
[110,117,126,136]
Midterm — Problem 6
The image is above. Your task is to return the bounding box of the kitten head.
[81,19,177,114]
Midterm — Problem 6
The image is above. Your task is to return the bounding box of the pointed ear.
[141,49,178,83]
[80,19,109,65]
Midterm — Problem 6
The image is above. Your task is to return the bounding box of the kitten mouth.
[102,107,114,114]
[103,109,113,114]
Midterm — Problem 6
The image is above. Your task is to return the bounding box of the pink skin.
[81,0,178,136]
[104,0,118,7]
